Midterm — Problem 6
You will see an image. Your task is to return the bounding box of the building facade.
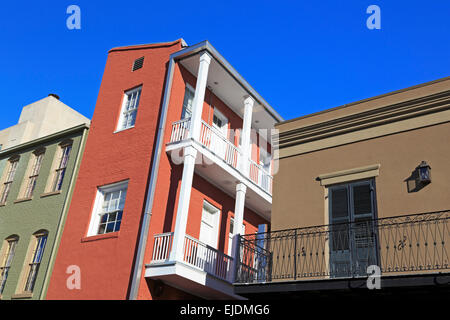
[234,77,450,298]
[0,96,89,300]
[46,39,282,300]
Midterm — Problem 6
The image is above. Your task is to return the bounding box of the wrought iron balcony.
[235,210,449,284]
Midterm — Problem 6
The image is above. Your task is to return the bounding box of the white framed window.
[87,181,128,236]
[117,86,142,131]
[0,236,18,294]
[0,157,19,205]
[212,108,229,137]
[181,84,195,119]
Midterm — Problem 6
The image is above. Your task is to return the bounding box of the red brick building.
[46,39,283,300]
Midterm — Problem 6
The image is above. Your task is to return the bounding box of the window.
[88,181,128,236]
[227,218,245,256]
[181,84,195,119]
[0,157,19,204]
[259,146,271,173]
[50,143,72,192]
[22,150,45,199]
[132,57,144,71]
[0,236,18,294]
[212,108,228,137]
[23,232,47,293]
[117,87,142,131]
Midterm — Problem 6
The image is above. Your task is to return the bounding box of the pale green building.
[0,95,89,300]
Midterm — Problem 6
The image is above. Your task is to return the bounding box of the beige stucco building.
[272,77,450,230]
[234,77,450,298]
[0,94,89,151]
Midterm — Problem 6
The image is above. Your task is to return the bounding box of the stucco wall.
[0,129,85,300]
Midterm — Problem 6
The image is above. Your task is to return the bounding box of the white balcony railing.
[249,159,273,194]
[198,121,240,170]
[151,232,174,263]
[169,118,273,195]
[150,233,234,282]
[170,118,190,142]
[170,118,241,170]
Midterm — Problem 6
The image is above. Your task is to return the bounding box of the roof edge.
[108,38,186,53]
[276,76,450,127]
[0,123,90,157]
[170,40,284,123]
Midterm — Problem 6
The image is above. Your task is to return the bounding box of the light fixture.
[417,161,431,186]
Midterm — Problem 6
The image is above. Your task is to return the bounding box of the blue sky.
[0,0,449,128]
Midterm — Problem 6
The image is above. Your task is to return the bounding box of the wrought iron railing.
[235,211,449,284]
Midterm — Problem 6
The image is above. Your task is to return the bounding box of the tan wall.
[0,96,90,150]
[272,110,450,232]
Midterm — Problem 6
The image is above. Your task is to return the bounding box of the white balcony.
[167,118,273,219]
[145,232,241,299]
[170,118,241,171]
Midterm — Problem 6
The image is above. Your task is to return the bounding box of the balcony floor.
[145,261,244,300]
[233,272,450,299]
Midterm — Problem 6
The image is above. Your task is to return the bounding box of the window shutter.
[330,187,349,220]
[352,184,372,216]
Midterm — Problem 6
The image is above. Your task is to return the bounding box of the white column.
[170,146,197,262]
[190,51,212,141]
[240,96,254,176]
[233,183,247,237]
[230,182,247,282]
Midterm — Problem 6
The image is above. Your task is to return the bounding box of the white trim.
[116,86,142,132]
[199,200,221,250]
[86,180,129,237]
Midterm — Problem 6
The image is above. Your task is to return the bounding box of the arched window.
[22,230,48,293]
[0,235,19,294]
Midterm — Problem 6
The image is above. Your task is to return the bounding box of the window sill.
[81,232,120,243]
[11,292,33,299]
[114,126,135,134]
[14,197,33,204]
[40,190,62,198]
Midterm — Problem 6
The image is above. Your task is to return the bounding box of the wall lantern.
[417,161,431,186]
